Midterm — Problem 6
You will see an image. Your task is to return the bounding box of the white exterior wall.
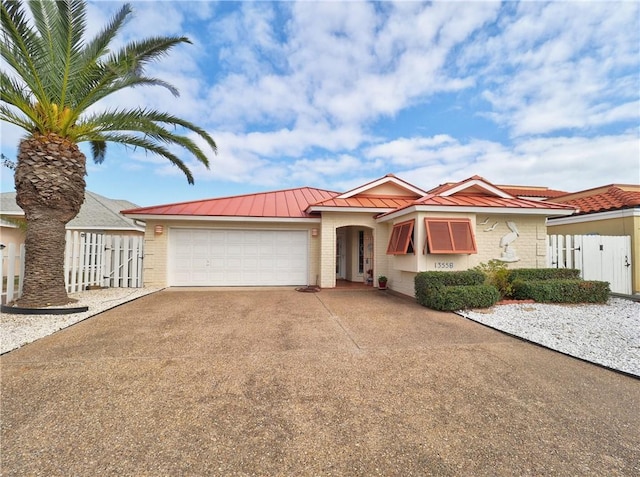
[385,213,548,298]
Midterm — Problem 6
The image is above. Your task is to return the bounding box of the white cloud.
[469,1,640,136]
[2,1,638,204]
[205,1,500,129]
[366,131,640,193]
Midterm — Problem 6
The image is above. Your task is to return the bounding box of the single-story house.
[123,174,576,297]
[546,184,640,294]
[0,190,145,247]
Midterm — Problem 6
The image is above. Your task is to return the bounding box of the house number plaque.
[434,262,455,269]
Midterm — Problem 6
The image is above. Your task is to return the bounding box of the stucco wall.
[385,213,548,298]
[142,220,321,288]
[547,214,639,294]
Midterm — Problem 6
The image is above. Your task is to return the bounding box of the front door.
[336,231,346,279]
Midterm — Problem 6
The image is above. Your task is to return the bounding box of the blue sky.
[1,0,639,207]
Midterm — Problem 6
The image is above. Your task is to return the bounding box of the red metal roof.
[550,185,640,214]
[499,186,569,199]
[122,187,338,218]
[429,178,568,199]
[122,174,579,219]
[310,195,416,209]
[413,193,576,210]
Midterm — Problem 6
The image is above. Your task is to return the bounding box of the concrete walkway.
[2,289,638,476]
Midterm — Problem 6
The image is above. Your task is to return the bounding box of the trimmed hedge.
[415,271,490,310]
[511,279,610,303]
[415,270,485,292]
[508,268,580,282]
[418,284,500,311]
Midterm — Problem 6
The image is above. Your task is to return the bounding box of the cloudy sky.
[1,0,639,206]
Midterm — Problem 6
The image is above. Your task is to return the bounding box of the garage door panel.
[169,229,308,286]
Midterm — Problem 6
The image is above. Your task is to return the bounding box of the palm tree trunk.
[14,133,86,307]
[19,212,69,306]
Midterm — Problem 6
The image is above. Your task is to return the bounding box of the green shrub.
[415,270,484,293]
[473,260,514,299]
[415,271,486,307]
[418,284,500,311]
[508,268,580,283]
[511,279,610,303]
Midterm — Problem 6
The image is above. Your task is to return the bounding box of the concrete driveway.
[2,289,638,476]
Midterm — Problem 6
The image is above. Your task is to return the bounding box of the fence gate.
[548,235,632,295]
[1,232,144,303]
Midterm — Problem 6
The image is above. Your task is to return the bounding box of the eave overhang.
[122,214,322,223]
[306,206,396,214]
[546,207,640,225]
[377,205,578,223]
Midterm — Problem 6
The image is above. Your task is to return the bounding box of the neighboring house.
[123,174,576,298]
[546,184,640,294]
[0,190,145,247]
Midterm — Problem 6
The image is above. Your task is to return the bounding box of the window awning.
[386,219,415,255]
[424,218,477,254]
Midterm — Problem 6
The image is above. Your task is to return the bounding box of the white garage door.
[169,229,308,286]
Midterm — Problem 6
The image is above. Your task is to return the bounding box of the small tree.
[473,260,513,299]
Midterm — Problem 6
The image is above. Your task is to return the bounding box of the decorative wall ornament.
[497,221,520,262]
[484,221,498,232]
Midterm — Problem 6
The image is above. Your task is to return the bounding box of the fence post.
[103,235,112,287]
[112,235,121,287]
[565,235,573,269]
[573,235,584,279]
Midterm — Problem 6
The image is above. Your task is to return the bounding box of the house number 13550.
[435,262,454,269]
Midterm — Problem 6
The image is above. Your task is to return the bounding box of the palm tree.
[1,0,217,307]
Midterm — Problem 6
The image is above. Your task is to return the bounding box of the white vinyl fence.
[547,234,632,295]
[1,232,144,304]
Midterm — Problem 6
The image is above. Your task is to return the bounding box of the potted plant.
[377,275,388,290]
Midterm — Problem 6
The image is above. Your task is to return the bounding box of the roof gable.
[378,175,576,220]
[337,174,426,199]
[429,175,513,199]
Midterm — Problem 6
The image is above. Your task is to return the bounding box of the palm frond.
[2,0,216,184]
[106,36,191,77]
[84,131,196,184]
[90,140,107,164]
[1,0,48,102]
[79,108,216,161]
[76,75,181,114]
[0,104,38,132]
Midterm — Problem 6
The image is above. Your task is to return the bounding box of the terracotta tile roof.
[122,187,338,219]
[550,185,640,214]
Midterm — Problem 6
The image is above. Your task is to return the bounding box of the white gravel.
[1,287,162,354]
[458,298,640,377]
